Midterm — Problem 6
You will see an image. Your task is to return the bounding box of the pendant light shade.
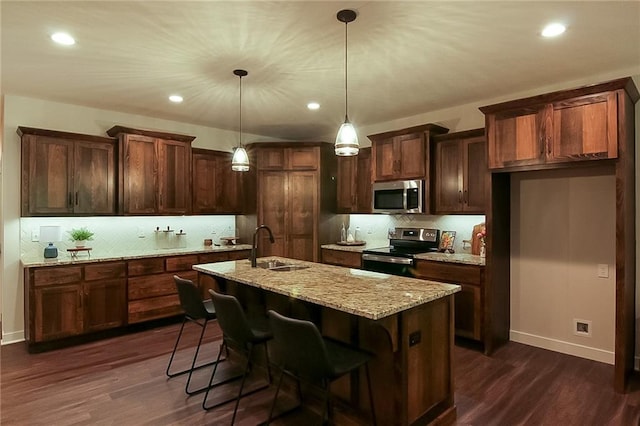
[231,69,250,172]
[335,9,359,156]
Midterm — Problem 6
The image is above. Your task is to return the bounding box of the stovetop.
[362,227,440,258]
[363,246,439,258]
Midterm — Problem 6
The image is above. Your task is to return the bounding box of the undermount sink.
[256,260,310,272]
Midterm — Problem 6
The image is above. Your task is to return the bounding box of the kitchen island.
[194,257,461,425]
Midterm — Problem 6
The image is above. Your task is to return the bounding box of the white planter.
[75,240,87,248]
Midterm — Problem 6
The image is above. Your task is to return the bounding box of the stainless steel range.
[362,227,439,277]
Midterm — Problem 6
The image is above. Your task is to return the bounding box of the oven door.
[362,253,414,277]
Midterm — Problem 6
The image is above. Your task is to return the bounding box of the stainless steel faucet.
[251,225,275,267]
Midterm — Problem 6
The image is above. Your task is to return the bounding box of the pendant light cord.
[239,74,243,147]
[344,19,349,121]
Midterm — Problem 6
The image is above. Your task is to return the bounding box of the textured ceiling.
[2,1,639,141]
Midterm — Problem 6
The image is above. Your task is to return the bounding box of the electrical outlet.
[597,264,609,278]
[211,228,217,235]
[367,227,373,234]
[31,230,39,242]
[573,319,592,337]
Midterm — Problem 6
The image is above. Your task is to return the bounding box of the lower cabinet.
[413,260,484,342]
[321,248,362,269]
[25,250,250,349]
[27,262,126,343]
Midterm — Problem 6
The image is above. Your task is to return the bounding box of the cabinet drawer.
[128,258,165,276]
[322,249,361,269]
[33,266,83,286]
[413,261,483,286]
[128,271,197,300]
[226,250,250,261]
[128,294,182,324]
[198,252,229,263]
[166,255,199,272]
[85,262,126,281]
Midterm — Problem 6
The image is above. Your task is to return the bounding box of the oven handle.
[362,253,414,265]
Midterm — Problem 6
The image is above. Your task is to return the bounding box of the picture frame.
[439,231,456,252]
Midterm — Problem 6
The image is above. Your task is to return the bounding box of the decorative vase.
[75,240,87,248]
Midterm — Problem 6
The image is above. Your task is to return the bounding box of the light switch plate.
[597,264,609,278]
[31,230,39,242]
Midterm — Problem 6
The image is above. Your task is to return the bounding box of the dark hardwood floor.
[2,322,640,425]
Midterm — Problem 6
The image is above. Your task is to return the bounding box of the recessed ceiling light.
[307,102,320,110]
[541,23,566,38]
[51,32,75,46]
[169,95,183,103]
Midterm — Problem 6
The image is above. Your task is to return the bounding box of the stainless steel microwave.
[372,180,424,214]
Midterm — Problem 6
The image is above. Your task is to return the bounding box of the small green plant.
[69,227,94,242]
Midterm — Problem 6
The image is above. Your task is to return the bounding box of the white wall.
[510,167,617,364]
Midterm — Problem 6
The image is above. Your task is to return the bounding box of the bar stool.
[203,289,273,424]
[166,275,223,395]
[265,310,377,425]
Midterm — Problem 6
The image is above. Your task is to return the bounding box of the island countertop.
[193,257,460,320]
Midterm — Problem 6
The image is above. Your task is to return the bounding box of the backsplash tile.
[348,214,485,253]
[20,216,236,259]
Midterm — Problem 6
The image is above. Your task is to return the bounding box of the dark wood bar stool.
[166,275,223,395]
[203,289,273,424]
[265,310,377,425]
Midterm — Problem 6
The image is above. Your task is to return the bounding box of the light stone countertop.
[194,257,460,320]
[21,244,253,268]
[322,244,485,266]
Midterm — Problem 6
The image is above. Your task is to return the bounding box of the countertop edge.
[22,245,253,268]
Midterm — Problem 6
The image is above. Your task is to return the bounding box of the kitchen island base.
[215,272,456,425]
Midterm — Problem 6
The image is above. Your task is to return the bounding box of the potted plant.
[69,227,94,248]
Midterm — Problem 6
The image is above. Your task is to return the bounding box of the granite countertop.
[322,244,485,266]
[21,244,253,268]
[194,256,460,320]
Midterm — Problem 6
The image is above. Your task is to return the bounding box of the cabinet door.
[218,154,243,213]
[463,137,487,213]
[355,148,372,213]
[74,141,116,214]
[548,92,618,162]
[287,171,318,261]
[374,138,397,181]
[288,147,319,170]
[434,140,463,213]
[26,136,74,215]
[396,133,426,179]
[336,156,357,212]
[257,147,286,170]
[486,108,544,169]
[454,283,482,340]
[123,135,157,214]
[257,171,287,257]
[158,139,191,214]
[34,284,83,341]
[85,279,126,332]
[192,152,218,213]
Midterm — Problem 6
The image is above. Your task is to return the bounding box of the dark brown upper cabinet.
[336,147,372,213]
[480,78,638,171]
[107,126,194,215]
[192,148,243,214]
[19,127,117,216]
[368,123,449,183]
[432,128,487,214]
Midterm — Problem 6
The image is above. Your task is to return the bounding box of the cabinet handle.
[547,137,552,154]
[539,135,545,155]
[464,190,468,204]
[75,192,79,206]
[458,190,463,203]
[68,193,73,207]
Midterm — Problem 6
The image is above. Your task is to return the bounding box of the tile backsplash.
[347,214,486,253]
[21,216,236,259]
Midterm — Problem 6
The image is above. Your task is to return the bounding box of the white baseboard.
[510,330,614,365]
[1,330,25,345]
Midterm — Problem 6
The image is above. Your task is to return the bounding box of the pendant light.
[335,9,359,156]
[231,69,250,171]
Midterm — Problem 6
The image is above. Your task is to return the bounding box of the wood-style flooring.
[2,322,640,425]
